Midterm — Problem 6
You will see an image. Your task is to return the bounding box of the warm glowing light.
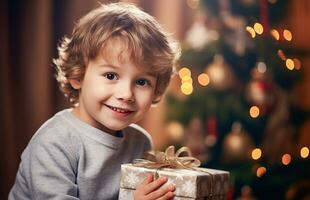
[293,58,301,70]
[270,29,280,40]
[179,67,191,78]
[246,26,256,38]
[282,154,291,165]
[256,166,267,177]
[286,58,294,70]
[300,147,309,158]
[283,29,293,41]
[198,73,210,86]
[181,75,193,84]
[181,83,193,95]
[277,49,286,61]
[249,106,260,118]
[166,121,184,141]
[254,23,264,35]
[251,148,262,160]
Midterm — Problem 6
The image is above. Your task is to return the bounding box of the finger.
[136,173,153,190]
[143,176,168,195]
[142,173,154,184]
[157,191,174,200]
[146,183,175,200]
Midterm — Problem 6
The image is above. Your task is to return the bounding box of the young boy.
[9,2,180,200]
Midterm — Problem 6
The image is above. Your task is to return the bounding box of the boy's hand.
[133,174,175,200]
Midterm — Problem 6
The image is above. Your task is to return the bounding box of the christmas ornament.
[262,87,295,164]
[222,122,254,162]
[245,62,275,113]
[185,13,219,50]
[205,54,236,90]
[222,13,247,55]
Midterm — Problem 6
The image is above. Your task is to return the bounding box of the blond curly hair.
[54,2,180,105]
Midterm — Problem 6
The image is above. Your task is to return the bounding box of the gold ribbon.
[133,146,201,170]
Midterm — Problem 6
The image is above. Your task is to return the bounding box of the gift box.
[119,163,230,199]
[119,146,230,199]
[119,188,216,200]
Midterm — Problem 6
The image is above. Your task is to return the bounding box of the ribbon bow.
[133,146,201,169]
[133,146,214,197]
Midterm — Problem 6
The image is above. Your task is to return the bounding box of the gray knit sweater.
[9,109,152,200]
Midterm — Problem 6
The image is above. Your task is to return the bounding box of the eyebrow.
[99,64,157,77]
[98,64,120,69]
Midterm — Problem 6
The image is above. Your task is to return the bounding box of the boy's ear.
[69,79,82,89]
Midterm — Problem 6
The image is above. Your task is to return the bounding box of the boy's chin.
[102,124,128,133]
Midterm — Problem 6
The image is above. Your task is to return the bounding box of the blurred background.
[1,0,310,199]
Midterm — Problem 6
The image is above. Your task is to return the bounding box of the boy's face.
[70,38,157,134]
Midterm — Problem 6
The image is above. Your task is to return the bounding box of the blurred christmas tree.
[165,0,310,199]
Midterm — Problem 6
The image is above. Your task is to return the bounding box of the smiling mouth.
[106,105,133,113]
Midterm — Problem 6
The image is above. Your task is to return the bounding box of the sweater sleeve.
[15,128,79,200]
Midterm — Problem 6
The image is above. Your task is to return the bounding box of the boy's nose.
[115,83,135,102]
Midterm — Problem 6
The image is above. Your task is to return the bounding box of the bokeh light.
[270,29,280,40]
[179,67,191,78]
[181,83,193,95]
[198,73,210,86]
[254,23,264,35]
[249,106,260,118]
[166,121,184,141]
[282,154,291,165]
[256,166,267,177]
[246,26,256,38]
[286,58,294,70]
[300,147,309,158]
[181,75,193,84]
[283,29,292,41]
[251,148,262,160]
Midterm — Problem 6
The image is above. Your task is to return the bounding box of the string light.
[254,23,264,35]
[256,166,267,177]
[282,154,291,165]
[300,147,309,158]
[179,67,191,78]
[182,75,193,84]
[270,29,280,40]
[198,73,210,86]
[246,26,256,38]
[181,82,193,95]
[179,67,194,95]
[249,106,260,118]
[283,29,293,41]
[286,58,294,70]
[251,148,262,160]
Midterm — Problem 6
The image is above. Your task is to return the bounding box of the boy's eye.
[103,73,118,80]
[136,79,150,87]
